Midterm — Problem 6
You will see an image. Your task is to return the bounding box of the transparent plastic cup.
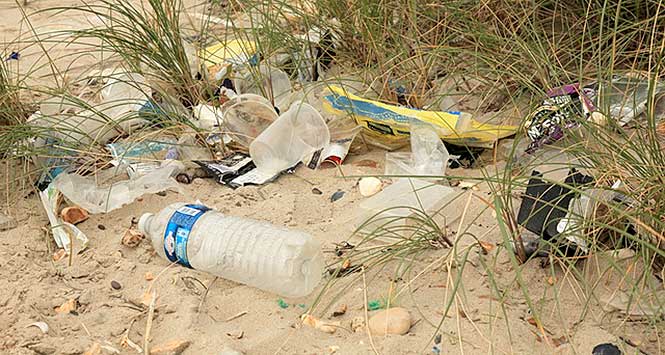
[220,93,272,112]
[100,72,152,117]
[222,99,279,148]
[249,102,330,175]
[385,119,449,177]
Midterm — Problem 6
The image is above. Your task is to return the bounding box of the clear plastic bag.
[53,161,184,214]
[385,119,449,177]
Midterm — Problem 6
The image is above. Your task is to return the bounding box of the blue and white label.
[164,204,210,268]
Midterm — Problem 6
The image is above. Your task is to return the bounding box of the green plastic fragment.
[277,298,289,309]
[368,299,384,311]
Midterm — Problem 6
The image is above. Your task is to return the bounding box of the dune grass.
[0,0,664,352]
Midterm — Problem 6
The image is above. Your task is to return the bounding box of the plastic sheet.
[385,120,449,177]
[53,161,184,214]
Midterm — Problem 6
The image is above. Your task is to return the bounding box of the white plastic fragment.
[356,179,455,230]
[26,321,49,334]
[193,104,224,130]
[249,102,330,176]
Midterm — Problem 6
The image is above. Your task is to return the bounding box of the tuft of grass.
[45,0,213,109]
[0,51,27,127]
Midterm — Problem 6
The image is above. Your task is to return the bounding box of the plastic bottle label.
[164,204,211,268]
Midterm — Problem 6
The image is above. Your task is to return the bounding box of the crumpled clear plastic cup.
[249,102,330,175]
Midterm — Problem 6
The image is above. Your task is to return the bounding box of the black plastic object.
[517,169,593,248]
[446,144,485,169]
[195,153,255,186]
[592,343,621,355]
[212,78,236,99]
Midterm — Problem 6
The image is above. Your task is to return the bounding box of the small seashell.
[358,177,382,197]
[26,321,49,334]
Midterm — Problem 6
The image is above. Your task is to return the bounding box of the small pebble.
[312,187,323,195]
[97,224,106,230]
[330,190,345,202]
[156,191,167,197]
[368,307,412,335]
[592,343,622,355]
[110,280,122,290]
[176,173,192,184]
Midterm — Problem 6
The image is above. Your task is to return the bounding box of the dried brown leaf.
[353,159,379,168]
[52,249,66,262]
[478,241,495,253]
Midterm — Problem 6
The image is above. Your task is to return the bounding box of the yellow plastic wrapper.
[199,39,259,78]
[322,86,518,149]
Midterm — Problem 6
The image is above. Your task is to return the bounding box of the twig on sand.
[225,310,248,322]
[197,277,218,313]
[120,318,142,353]
[143,291,156,355]
[81,321,91,337]
[148,261,177,293]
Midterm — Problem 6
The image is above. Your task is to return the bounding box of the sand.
[1,1,662,354]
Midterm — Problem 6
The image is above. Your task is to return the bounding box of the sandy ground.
[1,1,663,355]
[2,150,661,355]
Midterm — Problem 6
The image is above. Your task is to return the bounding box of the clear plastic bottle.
[138,203,324,298]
